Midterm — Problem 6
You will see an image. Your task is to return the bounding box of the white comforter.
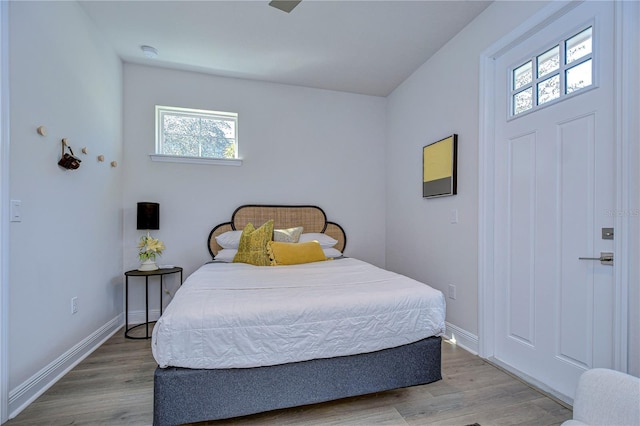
[152,258,446,369]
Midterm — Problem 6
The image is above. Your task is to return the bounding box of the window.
[510,26,593,117]
[152,106,240,165]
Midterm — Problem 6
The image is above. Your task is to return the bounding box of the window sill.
[149,154,242,166]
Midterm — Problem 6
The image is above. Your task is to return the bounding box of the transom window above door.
[510,26,593,117]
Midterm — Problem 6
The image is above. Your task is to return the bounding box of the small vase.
[138,258,159,271]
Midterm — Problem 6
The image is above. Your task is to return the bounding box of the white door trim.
[612,0,640,373]
[478,0,636,373]
[0,0,9,422]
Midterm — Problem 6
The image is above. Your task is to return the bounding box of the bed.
[152,205,445,426]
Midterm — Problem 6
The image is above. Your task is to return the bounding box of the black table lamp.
[137,202,159,231]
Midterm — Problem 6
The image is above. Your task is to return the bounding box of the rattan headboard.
[207,204,347,258]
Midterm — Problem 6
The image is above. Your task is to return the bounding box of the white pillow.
[298,233,338,248]
[323,248,343,258]
[215,230,243,249]
[274,226,303,243]
[214,249,237,262]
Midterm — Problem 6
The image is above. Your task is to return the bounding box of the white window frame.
[150,105,242,166]
[508,22,596,120]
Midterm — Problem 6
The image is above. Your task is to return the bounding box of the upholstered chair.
[562,368,640,426]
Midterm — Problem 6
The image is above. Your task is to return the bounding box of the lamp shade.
[137,202,159,230]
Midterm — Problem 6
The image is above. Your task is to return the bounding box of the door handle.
[578,252,613,265]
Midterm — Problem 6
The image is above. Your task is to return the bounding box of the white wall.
[8,0,123,399]
[385,1,550,341]
[122,64,386,311]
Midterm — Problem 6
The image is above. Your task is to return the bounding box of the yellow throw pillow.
[233,220,274,266]
[267,241,327,266]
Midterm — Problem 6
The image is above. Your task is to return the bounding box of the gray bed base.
[153,336,442,426]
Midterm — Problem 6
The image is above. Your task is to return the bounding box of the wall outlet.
[448,285,457,300]
[71,297,78,314]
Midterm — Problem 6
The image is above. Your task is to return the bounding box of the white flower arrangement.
[138,233,165,262]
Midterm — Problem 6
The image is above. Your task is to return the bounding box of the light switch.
[10,200,21,222]
[450,209,458,224]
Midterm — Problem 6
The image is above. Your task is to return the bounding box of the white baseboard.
[8,314,123,419]
[443,321,478,355]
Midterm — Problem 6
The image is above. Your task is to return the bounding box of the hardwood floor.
[6,329,572,426]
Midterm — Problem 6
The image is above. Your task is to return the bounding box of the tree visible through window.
[156,106,237,160]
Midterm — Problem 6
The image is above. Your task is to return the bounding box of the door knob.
[578,252,613,265]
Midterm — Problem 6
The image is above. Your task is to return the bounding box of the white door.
[492,2,615,400]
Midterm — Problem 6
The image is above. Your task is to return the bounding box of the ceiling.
[78,1,492,97]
